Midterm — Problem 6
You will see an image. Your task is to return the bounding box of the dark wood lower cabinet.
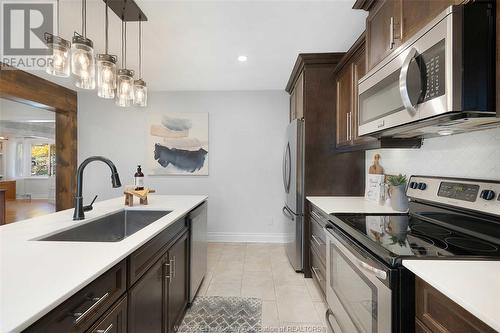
[128,256,165,333]
[415,277,496,333]
[87,296,127,333]
[167,232,189,333]
[128,230,189,333]
[26,205,201,333]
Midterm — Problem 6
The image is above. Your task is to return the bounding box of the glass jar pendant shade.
[96,54,117,98]
[116,69,135,107]
[97,0,117,99]
[45,33,71,77]
[71,34,95,89]
[71,0,95,89]
[134,79,147,106]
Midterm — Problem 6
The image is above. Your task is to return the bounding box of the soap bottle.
[134,165,144,190]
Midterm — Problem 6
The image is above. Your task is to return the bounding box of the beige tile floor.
[197,242,328,331]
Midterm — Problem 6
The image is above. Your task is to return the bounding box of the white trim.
[207,232,287,243]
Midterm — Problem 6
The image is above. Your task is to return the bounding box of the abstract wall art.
[149,113,209,175]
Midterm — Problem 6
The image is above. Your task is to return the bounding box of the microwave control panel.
[419,39,446,103]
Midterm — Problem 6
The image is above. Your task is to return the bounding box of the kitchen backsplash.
[366,127,500,180]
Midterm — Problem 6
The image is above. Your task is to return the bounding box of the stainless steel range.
[324,176,500,333]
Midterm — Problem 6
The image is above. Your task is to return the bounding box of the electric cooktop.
[328,176,500,267]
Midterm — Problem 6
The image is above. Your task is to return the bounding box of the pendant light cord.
[56,0,60,35]
[139,19,142,78]
[81,0,87,38]
[105,0,109,54]
[121,20,127,68]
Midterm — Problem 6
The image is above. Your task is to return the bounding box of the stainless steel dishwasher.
[188,201,207,303]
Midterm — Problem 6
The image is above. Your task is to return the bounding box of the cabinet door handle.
[349,112,353,140]
[346,113,350,141]
[72,292,109,325]
[164,262,171,283]
[172,256,176,279]
[311,234,324,247]
[389,16,395,49]
[311,266,322,282]
[96,323,113,333]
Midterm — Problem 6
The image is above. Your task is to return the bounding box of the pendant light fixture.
[71,0,96,89]
[96,0,117,99]
[44,0,70,77]
[134,18,147,107]
[116,20,135,107]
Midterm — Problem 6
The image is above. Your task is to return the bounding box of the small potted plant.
[387,174,409,212]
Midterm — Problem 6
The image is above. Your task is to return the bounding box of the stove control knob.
[410,182,418,189]
[417,183,427,190]
[480,190,496,201]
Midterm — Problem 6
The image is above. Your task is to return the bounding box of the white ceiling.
[31,0,367,91]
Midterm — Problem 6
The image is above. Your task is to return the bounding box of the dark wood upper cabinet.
[415,277,496,333]
[401,0,463,43]
[357,0,465,71]
[289,72,304,122]
[167,231,189,333]
[365,0,402,70]
[335,64,353,147]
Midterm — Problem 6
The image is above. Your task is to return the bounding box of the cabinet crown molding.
[285,53,344,93]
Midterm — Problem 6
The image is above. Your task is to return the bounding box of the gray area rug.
[178,296,262,333]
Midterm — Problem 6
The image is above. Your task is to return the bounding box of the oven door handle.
[325,309,339,333]
[399,47,419,116]
[356,258,387,280]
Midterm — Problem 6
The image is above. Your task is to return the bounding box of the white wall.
[366,127,500,180]
[78,91,289,242]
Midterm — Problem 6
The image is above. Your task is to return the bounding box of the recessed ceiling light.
[238,55,248,62]
[438,129,454,136]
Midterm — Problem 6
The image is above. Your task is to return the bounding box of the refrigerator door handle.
[282,143,291,193]
[282,206,295,221]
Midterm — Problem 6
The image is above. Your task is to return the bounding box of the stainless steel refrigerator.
[282,119,304,271]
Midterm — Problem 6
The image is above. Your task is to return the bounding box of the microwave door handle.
[399,47,418,115]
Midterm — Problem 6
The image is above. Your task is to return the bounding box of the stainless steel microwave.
[358,2,498,139]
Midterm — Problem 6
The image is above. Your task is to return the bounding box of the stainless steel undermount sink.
[37,210,172,242]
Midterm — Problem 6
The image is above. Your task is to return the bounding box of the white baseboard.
[207,232,287,243]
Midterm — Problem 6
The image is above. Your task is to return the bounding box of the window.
[31,144,56,176]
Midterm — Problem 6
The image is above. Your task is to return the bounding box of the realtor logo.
[1,0,57,69]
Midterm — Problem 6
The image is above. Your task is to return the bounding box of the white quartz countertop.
[403,260,500,332]
[0,195,207,333]
[307,196,405,215]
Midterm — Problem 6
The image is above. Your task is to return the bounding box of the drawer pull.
[311,211,323,222]
[311,266,322,282]
[311,235,324,247]
[96,323,113,333]
[73,292,109,325]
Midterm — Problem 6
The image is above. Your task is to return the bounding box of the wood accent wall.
[0,190,5,225]
[0,64,77,211]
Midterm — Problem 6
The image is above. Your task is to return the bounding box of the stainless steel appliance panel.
[358,7,452,137]
[358,3,497,138]
[325,225,391,333]
[282,119,304,271]
[283,119,304,214]
[189,201,207,303]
